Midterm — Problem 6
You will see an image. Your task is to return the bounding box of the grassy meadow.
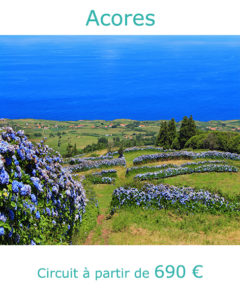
[72,150,240,245]
[1,118,240,245]
[1,118,240,156]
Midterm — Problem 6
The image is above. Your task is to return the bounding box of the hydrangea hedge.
[133,151,240,165]
[69,154,113,165]
[67,157,126,172]
[126,163,178,176]
[111,184,238,214]
[134,164,238,181]
[92,169,117,177]
[86,176,115,184]
[85,170,117,184]
[126,160,225,177]
[0,128,87,245]
[107,146,174,156]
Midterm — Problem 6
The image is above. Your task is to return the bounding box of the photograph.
[0,35,240,245]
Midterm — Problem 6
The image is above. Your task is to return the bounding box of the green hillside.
[0,118,239,156]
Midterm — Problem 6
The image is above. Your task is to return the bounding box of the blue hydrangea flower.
[5,157,12,166]
[9,209,14,221]
[31,194,37,204]
[35,211,40,219]
[0,227,5,236]
[0,168,9,185]
[8,228,13,238]
[0,158,4,169]
[31,177,43,193]
[12,180,20,193]
[20,184,31,196]
[15,234,20,244]
[0,213,7,223]
[52,186,59,194]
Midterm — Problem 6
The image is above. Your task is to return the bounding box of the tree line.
[63,115,240,157]
[63,134,156,157]
[155,115,197,149]
[155,116,240,153]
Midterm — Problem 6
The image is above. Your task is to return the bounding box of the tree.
[168,118,177,146]
[155,121,170,148]
[66,143,73,157]
[179,116,197,148]
[98,137,108,145]
[188,115,197,137]
[73,143,77,155]
[57,136,61,148]
[107,141,114,152]
[172,136,180,150]
[118,145,124,157]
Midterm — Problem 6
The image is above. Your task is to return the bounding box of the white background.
[0,0,240,299]
[0,246,239,299]
[0,0,240,34]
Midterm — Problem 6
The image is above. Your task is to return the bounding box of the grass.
[85,208,240,245]
[72,182,99,245]
[2,119,240,245]
[72,148,240,245]
[2,118,240,157]
[92,184,116,214]
[161,172,240,198]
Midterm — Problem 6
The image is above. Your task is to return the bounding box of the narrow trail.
[84,169,123,245]
[84,214,111,245]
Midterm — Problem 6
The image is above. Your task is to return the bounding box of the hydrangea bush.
[0,128,87,245]
[180,160,224,167]
[67,157,126,172]
[126,160,225,177]
[133,151,240,165]
[126,163,178,176]
[85,175,115,184]
[107,146,175,156]
[92,169,117,177]
[69,154,113,165]
[134,164,238,181]
[111,184,237,213]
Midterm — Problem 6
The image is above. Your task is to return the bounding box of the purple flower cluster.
[100,177,114,184]
[107,146,175,156]
[92,169,117,176]
[126,160,225,176]
[134,164,238,181]
[133,151,240,165]
[85,172,116,184]
[0,127,87,245]
[126,163,178,176]
[70,154,113,165]
[67,157,126,172]
[124,146,175,153]
[180,160,224,167]
[111,184,232,212]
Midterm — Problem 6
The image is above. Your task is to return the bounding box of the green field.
[1,118,240,156]
[71,150,240,245]
[1,118,240,245]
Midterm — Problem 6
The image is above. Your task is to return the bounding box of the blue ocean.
[0,35,239,121]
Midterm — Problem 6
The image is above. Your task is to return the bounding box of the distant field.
[1,118,240,155]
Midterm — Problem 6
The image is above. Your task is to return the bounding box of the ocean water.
[0,35,239,121]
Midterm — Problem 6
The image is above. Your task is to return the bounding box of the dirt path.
[84,214,110,245]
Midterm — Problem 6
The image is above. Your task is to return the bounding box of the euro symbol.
[192,265,203,278]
